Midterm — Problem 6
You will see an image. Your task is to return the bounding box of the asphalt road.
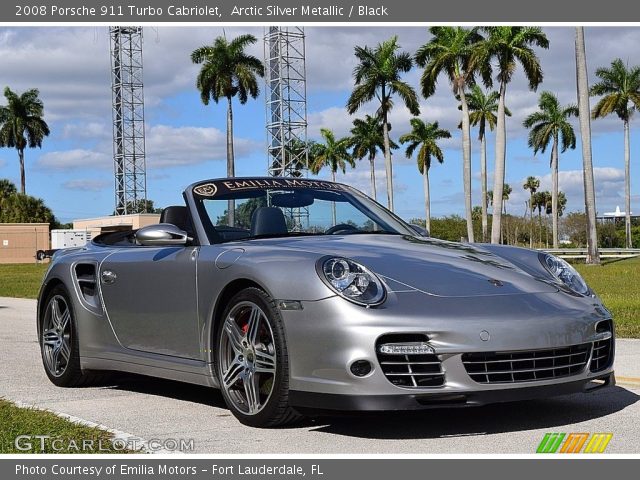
[1,296,639,454]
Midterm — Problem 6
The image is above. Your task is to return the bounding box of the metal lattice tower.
[110,26,147,215]
[265,27,308,178]
[264,27,309,229]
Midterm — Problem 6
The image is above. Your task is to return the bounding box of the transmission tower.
[264,27,309,230]
[110,26,147,215]
[264,27,308,178]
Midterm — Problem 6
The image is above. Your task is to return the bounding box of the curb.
[10,400,176,454]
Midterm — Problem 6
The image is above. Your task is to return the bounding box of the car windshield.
[192,178,417,243]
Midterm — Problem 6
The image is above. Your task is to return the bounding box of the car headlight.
[317,257,386,306]
[539,253,590,296]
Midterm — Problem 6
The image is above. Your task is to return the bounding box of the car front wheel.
[40,285,105,387]
[215,288,300,427]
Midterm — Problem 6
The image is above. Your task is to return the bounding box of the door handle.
[101,270,117,285]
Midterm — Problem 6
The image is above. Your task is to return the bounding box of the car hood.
[247,234,557,297]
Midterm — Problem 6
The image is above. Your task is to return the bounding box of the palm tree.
[0,87,50,194]
[463,85,511,241]
[575,28,600,264]
[488,184,512,244]
[590,58,640,249]
[347,36,420,212]
[415,27,483,242]
[348,115,397,201]
[523,92,578,248]
[473,27,549,244]
[309,128,355,225]
[191,34,264,226]
[399,119,451,233]
[523,176,540,248]
[0,178,16,199]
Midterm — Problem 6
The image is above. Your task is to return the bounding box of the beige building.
[0,223,50,264]
[73,213,160,239]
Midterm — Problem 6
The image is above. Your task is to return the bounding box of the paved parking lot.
[1,296,639,453]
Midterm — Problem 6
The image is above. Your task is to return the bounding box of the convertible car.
[38,177,615,427]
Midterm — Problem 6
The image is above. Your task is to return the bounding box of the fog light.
[378,342,435,355]
[350,360,372,377]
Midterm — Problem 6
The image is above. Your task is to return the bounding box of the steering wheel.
[325,223,359,235]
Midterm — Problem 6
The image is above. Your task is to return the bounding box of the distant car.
[38,177,615,427]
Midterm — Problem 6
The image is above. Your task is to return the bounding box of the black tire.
[215,287,302,427]
[39,285,106,387]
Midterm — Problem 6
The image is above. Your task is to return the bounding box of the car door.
[99,245,201,359]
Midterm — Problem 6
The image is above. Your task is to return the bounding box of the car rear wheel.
[40,285,105,387]
[215,288,301,427]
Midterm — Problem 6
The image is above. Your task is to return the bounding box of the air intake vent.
[463,344,591,384]
[591,320,614,372]
[375,334,444,388]
[75,263,98,308]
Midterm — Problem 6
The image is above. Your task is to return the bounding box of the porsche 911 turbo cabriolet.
[38,177,615,427]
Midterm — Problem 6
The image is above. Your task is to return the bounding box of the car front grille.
[462,343,592,384]
[376,334,444,388]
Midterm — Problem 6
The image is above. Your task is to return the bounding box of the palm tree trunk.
[382,111,394,211]
[227,96,235,227]
[551,134,559,249]
[18,148,26,194]
[529,193,534,248]
[624,119,632,248]
[491,81,507,244]
[369,152,377,201]
[575,28,600,264]
[459,88,474,242]
[331,169,337,226]
[423,167,431,233]
[480,134,488,242]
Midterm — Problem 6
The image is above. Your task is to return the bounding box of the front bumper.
[290,373,615,412]
[280,292,615,407]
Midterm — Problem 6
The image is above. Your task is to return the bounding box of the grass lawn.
[0,263,48,299]
[575,256,640,338]
[0,259,638,337]
[0,399,134,453]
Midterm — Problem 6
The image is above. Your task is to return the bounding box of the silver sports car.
[38,177,615,427]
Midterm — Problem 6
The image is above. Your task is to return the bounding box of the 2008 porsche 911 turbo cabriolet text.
[38,178,615,427]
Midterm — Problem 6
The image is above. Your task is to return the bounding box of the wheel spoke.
[246,306,261,345]
[51,300,62,329]
[43,329,58,346]
[243,371,260,414]
[59,339,71,363]
[222,358,244,388]
[51,344,61,372]
[224,320,244,355]
[254,350,276,374]
[59,310,70,332]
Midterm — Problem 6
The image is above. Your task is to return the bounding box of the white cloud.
[62,179,110,191]
[146,124,260,168]
[37,149,111,170]
[62,122,110,141]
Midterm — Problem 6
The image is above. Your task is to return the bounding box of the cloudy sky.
[0,26,638,222]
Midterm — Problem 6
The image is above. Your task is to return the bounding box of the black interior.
[250,207,288,237]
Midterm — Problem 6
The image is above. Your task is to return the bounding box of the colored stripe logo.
[536,433,612,453]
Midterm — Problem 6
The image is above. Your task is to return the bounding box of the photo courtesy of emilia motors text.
[0,0,639,478]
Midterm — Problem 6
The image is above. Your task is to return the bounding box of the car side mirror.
[135,223,188,246]
[409,224,429,237]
